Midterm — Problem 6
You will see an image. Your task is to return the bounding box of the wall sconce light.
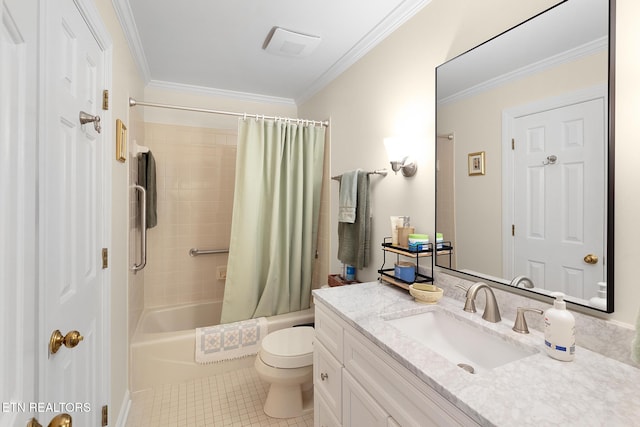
[383,137,417,177]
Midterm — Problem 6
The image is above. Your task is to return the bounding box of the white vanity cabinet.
[314,301,479,427]
[314,302,344,426]
[314,340,342,425]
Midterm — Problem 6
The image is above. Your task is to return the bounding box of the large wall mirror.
[435,0,614,313]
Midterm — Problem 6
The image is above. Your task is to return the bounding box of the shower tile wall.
[143,123,236,308]
[129,115,145,340]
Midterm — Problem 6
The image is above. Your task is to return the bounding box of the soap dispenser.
[543,292,575,361]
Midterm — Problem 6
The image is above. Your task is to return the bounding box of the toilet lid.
[260,326,314,369]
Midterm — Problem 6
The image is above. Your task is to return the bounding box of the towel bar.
[331,169,388,180]
[189,248,229,257]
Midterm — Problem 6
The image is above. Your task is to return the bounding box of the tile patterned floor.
[126,366,314,427]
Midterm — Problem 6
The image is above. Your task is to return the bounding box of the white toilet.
[254,326,314,418]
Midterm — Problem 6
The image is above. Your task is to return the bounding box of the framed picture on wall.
[468,151,485,176]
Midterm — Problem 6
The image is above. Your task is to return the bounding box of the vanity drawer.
[315,303,344,362]
[343,329,479,427]
[314,340,343,422]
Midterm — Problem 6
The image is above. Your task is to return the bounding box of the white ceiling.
[114,0,430,105]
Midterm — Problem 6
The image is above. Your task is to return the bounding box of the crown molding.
[147,80,297,107]
[112,0,151,83]
[296,0,431,105]
[438,37,608,107]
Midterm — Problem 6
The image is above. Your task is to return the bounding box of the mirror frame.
[434,0,616,313]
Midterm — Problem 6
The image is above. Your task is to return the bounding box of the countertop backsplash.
[434,270,638,368]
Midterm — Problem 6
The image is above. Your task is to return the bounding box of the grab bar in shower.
[131,185,147,272]
[189,248,229,257]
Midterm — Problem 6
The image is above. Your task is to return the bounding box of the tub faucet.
[456,282,502,323]
[510,275,534,289]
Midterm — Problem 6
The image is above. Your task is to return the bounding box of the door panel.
[41,0,105,425]
[513,98,605,300]
[0,0,38,425]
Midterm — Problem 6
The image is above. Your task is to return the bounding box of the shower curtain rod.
[129,97,329,127]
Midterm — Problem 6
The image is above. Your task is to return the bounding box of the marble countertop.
[312,281,640,426]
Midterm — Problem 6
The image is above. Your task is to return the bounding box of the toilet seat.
[260,326,314,369]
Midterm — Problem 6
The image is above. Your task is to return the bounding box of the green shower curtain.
[220,118,326,324]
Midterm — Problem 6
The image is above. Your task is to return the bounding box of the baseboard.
[113,390,131,427]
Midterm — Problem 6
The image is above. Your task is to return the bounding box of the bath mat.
[195,317,268,364]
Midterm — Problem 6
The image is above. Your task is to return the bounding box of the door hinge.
[102,405,108,426]
[512,224,515,236]
[102,90,109,110]
[511,138,515,150]
[102,248,108,269]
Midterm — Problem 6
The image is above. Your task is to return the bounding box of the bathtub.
[130,300,315,391]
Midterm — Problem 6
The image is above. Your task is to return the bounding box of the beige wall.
[613,0,640,325]
[299,0,561,283]
[93,0,145,421]
[300,0,640,326]
[314,133,332,291]
[438,51,607,277]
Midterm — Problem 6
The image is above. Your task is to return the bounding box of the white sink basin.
[386,308,536,373]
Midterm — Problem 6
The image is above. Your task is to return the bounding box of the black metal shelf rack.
[377,237,435,290]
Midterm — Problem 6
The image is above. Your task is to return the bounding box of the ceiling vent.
[263,27,321,58]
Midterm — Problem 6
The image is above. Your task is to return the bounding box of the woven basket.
[328,274,359,287]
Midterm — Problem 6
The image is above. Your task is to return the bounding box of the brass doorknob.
[49,330,84,356]
[48,413,72,427]
[584,254,599,264]
[26,414,72,427]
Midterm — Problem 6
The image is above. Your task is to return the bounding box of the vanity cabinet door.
[314,340,343,422]
[343,370,389,427]
[314,300,479,427]
[316,391,342,427]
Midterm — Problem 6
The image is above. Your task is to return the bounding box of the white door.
[512,98,605,300]
[40,0,107,425]
[0,0,38,425]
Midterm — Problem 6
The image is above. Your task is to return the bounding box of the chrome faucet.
[512,307,543,334]
[456,282,502,323]
[510,275,534,289]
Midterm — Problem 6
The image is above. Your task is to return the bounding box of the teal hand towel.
[338,169,360,223]
[337,170,370,269]
[137,151,158,229]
